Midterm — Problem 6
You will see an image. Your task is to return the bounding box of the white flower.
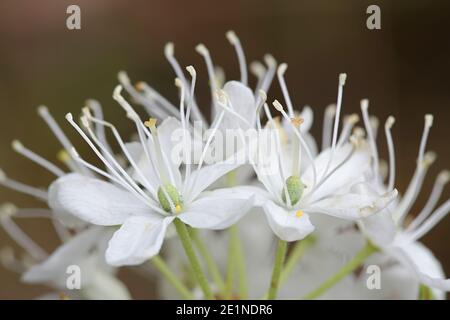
[50,86,254,267]
[231,74,397,242]
[0,204,130,299]
[357,105,450,297]
[0,104,112,229]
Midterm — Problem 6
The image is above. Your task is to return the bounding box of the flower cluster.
[1,31,449,300]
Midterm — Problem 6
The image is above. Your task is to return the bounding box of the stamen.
[263,102,291,206]
[256,90,267,131]
[118,71,176,119]
[273,100,317,187]
[0,169,48,200]
[360,99,380,182]
[359,189,399,217]
[277,63,295,117]
[66,113,152,205]
[185,66,197,126]
[409,199,450,241]
[11,140,65,177]
[407,170,450,232]
[393,151,436,224]
[196,43,218,118]
[369,115,379,140]
[322,74,347,179]
[84,114,158,196]
[255,55,277,107]
[418,114,434,164]
[0,204,48,261]
[144,118,171,185]
[214,66,226,88]
[226,30,248,85]
[295,210,303,218]
[86,100,113,153]
[70,147,167,216]
[322,104,336,150]
[82,114,157,199]
[37,106,74,155]
[165,43,204,123]
[337,114,359,147]
[250,61,266,94]
[385,116,396,191]
[0,247,26,274]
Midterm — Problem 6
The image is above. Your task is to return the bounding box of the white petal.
[179,188,256,230]
[305,190,398,220]
[221,81,256,130]
[387,240,450,292]
[302,143,371,202]
[185,158,244,202]
[49,173,151,226]
[83,271,132,300]
[359,209,397,247]
[262,200,315,242]
[105,216,174,266]
[22,227,105,284]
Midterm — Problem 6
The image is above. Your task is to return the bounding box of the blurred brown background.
[0,0,449,299]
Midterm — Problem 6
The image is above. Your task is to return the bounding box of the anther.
[164,42,175,58]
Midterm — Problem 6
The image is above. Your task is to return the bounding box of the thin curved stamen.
[196,43,218,119]
[393,151,436,224]
[384,116,396,191]
[226,31,248,86]
[277,63,295,117]
[118,71,178,119]
[322,104,336,151]
[273,100,317,188]
[418,114,434,164]
[66,113,152,204]
[360,99,380,183]
[322,74,347,179]
[11,140,65,177]
[250,61,267,95]
[0,170,48,201]
[407,170,450,232]
[87,100,114,154]
[337,114,359,148]
[409,199,450,241]
[263,103,292,206]
[84,114,157,196]
[0,204,48,261]
[82,115,156,200]
[165,43,204,123]
[255,55,277,108]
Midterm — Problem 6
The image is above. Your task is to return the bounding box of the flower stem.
[232,226,248,299]
[188,227,226,295]
[174,218,214,300]
[267,239,288,300]
[303,241,378,300]
[280,236,314,285]
[151,255,194,300]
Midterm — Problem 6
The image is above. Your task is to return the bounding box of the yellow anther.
[295,210,303,218]
[175,204,182,214]
[144,118,157,129]
[291,117,304,128]
[135,82,146,91]
[57,150,70,164]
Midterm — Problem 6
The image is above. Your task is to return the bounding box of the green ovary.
[282,175,304,206]
[158,184,183,213]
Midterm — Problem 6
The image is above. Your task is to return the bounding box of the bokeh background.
[0,0,449,299]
